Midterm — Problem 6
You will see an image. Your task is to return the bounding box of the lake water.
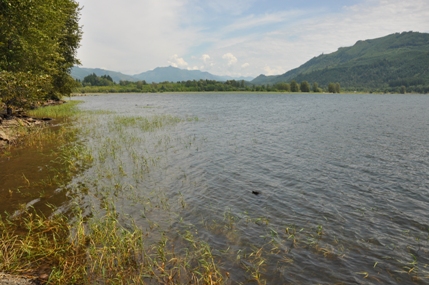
[67,93,429,283]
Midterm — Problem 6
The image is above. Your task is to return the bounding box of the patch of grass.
[0,202,224,284]
[27,100,82,119]
[110,115,184,132]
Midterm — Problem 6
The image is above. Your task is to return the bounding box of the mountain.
[251,74,278,85]
[252,31,429,91]
[71,67,136,83]
[72,66,254,83]
[133,66,220,82]
[133,66,253,83]
[217,75,254,82]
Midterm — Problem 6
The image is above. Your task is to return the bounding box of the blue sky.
[76,0,429,78]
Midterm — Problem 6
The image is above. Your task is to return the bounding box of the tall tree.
[300,81,310,92]
[290,80,300,92]
[0,0,82,113]
[335,82,341,93]
[328,83,336,93]
[312,82,320,92]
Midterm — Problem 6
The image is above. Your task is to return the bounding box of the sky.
[76,0,429,78]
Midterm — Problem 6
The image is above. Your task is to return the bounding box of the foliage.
[75,78,341,94]
[76,79,255,93]
[272,82,290,91]
[327,82,341,93]
[290,80,300,92]
[300,81,310,92]
[0,0,82,112]
[312,82,321,92]
[0,71,51,114]
[82,73,114,86]
[335,82,340,93]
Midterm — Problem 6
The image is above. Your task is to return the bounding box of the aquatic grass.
[1,185,226,284]
[1,101,228,284]
[0,209,86,283]
[27,100,83,119]
[109,114,185,132]
[4,97,429,284]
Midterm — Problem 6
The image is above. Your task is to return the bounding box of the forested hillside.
[253,32,429,93]
[0,0,82,114]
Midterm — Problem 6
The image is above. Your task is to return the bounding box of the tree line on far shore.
[76,74,342,94]
[0,0,82,115]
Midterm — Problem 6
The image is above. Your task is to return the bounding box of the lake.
[9,92,429,284]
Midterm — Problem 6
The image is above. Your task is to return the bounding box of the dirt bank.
[0,116,51,149]
[0,100,65,150]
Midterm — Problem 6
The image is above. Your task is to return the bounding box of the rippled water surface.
[74,93,429,284]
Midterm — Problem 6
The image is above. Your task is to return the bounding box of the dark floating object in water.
[252,191,260,195]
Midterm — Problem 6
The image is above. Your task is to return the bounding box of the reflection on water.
[0,128,70,215]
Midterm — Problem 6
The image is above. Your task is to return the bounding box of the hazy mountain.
[72,66,254,83]
[133,66,219,82]
[252,31,429,90]
[71,67,136,83]
[251,74,278,85]
[221,75,254,82]
[133,66,253,83]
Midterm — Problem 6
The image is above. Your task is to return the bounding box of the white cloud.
[77,0,429,77]
[198,0,429,77]
[201,54,211,62]
[225,10,305,33]
[168,54,189,68]
[77,0,199,74]
[204,0,257,16]
[222,53,238,66]
[263,66,285,76]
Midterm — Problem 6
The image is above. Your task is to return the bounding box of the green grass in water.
[27,100,83,119]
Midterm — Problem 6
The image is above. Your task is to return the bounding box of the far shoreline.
[71,91,424,96]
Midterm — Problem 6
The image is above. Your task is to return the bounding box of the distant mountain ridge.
[71,66,254,83]
[252,31,429,91]
[71,67,136,83]
[72,32,429,92]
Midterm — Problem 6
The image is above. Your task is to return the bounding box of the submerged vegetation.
[1,100,428,284]
[0,102,224,284]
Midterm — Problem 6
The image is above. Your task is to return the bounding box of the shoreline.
[71,91,425,96]
[0,100,66,151]
[0,117,50,150]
